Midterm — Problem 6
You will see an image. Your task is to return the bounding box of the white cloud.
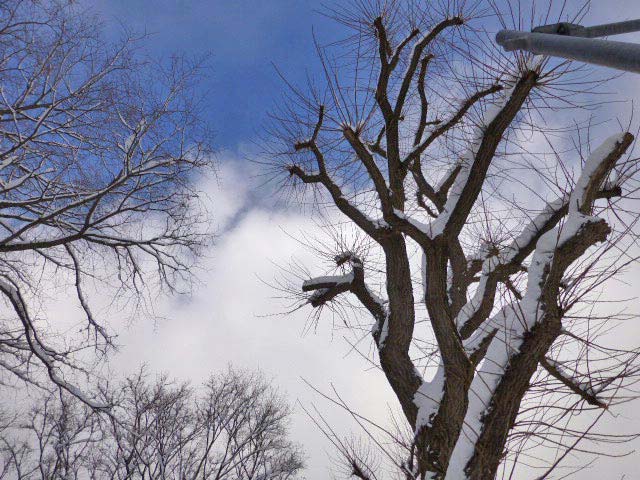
[98,148,640,479]
[105,159,396,479]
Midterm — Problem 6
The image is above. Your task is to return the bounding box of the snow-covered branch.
[302,253,388,345]
[0,276,107,409]
[456,133,633,339]
[425,73,537,239]
[448,131,629,477]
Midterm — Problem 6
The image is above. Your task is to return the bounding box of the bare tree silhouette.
[0,368,303,480]
[0,0,213,404]
[265,1,640,478]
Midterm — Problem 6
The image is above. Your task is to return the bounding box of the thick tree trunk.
[379,235,422,424]
[418,241,474,478]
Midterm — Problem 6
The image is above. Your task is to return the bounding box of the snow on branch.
[448,134,630,477]
[303,273,355,307]
[448,306,521,477]
[424,85,517,239]
[402,85,502,234]
[302,253,388,346]
[419,72,539,242]
[456,133,633,339]
[570,133,632,214]
[413,363,445,435]
[500,133,631,265]
[0,275,107,409]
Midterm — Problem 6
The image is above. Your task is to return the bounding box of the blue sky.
[86,0,640,150]
[89,0,345,148]
[66,2,640,478]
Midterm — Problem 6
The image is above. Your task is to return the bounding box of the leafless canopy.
[0,368,304,480]
[266,1,640,478]
[0,0,213,403]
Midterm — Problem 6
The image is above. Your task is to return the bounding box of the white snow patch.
[302,273,354,290]
[378,316,390,347]
[569,133,626,213]
[414,363,445,434]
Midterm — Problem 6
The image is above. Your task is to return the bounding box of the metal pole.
[532,19,640,38]
[577,19,640,38]
[496,30,640,74]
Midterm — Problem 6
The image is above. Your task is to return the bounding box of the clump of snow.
[434,163,461,193]
[569,133,626,214]
[455,254,502,330]
[448,306,519,479]
[421,252,427,300]
[119,118,147,152]
[414,363,445,435]
[393,208,431,234]
[302,273,354,291]
[378,316,390,348]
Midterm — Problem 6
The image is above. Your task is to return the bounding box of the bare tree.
[0,0,213,403]
[266,1,640,478]
[0,368,304,480]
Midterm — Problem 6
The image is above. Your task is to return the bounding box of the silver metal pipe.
[532,19,640,38]
[496,30,640,74]
[581,19,640,38]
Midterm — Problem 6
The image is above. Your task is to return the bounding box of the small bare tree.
[267,1,640,478]
[0,368,304,480]
[0,0,213,403]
